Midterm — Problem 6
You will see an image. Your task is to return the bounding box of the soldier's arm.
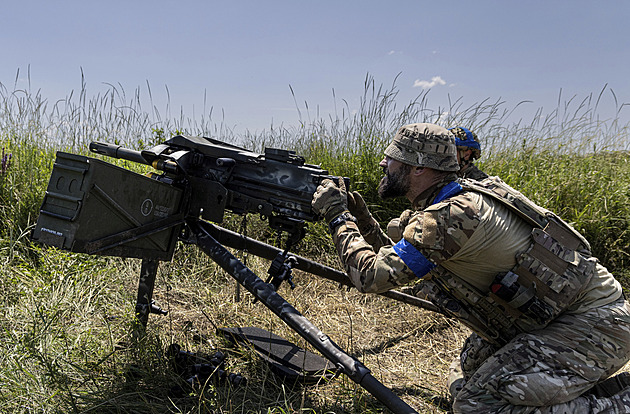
[331,195,479,294]
[346,190,392,250]
[331,220,417,293]
[355,217,392,251]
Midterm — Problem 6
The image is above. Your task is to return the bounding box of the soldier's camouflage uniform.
[327,144,630,412]
[458,161,488,181]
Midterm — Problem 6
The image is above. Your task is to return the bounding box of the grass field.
[1,77,629,413]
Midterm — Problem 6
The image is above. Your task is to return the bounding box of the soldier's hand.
[312,177,349,222]
[347,191,377,234]
[347,191,371,223]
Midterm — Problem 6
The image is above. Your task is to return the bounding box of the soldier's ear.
[412,166,425,176]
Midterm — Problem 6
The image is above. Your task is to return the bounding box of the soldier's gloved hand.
[347,191,373,227]
[312,177,349,223]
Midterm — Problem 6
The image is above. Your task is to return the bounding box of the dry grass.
[0,243,467,413]
[121,250,470,413]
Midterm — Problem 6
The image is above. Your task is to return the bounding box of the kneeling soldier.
[312,122,630,413]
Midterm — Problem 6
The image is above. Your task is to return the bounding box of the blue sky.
[3,0,630,134]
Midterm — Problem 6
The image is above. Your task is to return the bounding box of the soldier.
[387,126,488,242]
[449,126,488,180]
[312,122,630,413]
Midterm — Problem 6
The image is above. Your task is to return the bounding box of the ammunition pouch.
[492,217,597,325]
[421,268,522,346]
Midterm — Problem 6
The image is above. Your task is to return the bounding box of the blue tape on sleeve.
[392,238,436,278]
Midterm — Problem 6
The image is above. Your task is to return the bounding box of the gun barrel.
[89,142,149,165]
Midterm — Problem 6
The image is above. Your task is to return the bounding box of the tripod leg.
[189,219,418,414]
[134,259,159,334]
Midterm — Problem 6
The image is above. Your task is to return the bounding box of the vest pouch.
[491,271,554,324]
[508,220,597,322]
[425,268,520,346]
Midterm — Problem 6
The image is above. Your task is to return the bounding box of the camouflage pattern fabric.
[460,332,498,380]
[311,177,349,222]
[449,127,488,180]
[331,219,418,293]
[326,176,630,411]
[450,126,482,159]
[331,179,457,293]
[386,209,414,243]
[459,162,489,180]
[347,190,392,249]
[452,297,630,413]
[384,123,460,171]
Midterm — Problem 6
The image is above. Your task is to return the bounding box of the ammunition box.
[32,152,184,260]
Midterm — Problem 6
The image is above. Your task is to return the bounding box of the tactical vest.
[419,177,598,346]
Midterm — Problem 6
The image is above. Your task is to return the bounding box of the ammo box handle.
[39,192,83,222]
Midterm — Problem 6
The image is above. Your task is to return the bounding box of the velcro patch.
[402,207,446,250]
[421,211,439,247]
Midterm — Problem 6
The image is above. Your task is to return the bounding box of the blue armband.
[392,238,436,278]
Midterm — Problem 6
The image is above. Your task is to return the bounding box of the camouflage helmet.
[449,126,482,159]
[384,123,459,172]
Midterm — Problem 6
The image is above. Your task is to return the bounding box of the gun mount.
[32,135,420,413]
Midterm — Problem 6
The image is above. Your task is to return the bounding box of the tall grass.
[1,73,629,413]
[243,77,630,271]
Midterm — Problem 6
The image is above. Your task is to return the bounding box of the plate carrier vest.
[419,177,598,346]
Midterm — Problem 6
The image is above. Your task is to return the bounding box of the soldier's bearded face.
[378,163,412,199]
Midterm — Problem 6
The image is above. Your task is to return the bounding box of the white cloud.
[413,76,446,89]
[388,50,396,55]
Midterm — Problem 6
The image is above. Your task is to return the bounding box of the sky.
[2,0,630,135]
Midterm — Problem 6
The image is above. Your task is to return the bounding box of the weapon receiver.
[89,135,347,237]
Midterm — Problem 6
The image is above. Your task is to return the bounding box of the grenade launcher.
[32,135,426,413]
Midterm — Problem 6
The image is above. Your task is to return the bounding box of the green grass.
[0,74,629,413]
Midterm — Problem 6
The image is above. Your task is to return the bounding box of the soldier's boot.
[447,357,465,413]
[583,371,630,398]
